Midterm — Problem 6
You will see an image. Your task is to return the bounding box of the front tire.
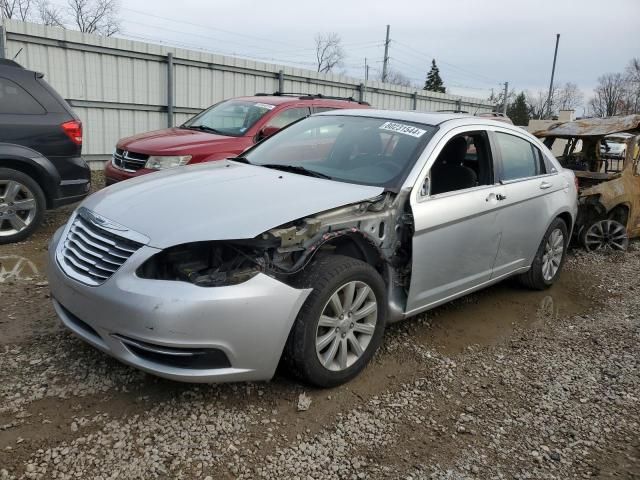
[0,168,46,245]
[518,218,568,290]
[284,255,387,387]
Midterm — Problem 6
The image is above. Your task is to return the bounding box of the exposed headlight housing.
[137,241,270,287]
[145,155,192,170]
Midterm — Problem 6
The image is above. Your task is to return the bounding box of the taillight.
[61,120,82,145]
[574,175,580,191]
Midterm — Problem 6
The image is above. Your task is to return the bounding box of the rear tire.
[0,168,46,244]
[518,218,568,290]
[284,255,387,388]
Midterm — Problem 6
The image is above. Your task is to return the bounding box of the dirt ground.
[0,171,638,479]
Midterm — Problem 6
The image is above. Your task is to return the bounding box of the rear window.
[0,77,45,114]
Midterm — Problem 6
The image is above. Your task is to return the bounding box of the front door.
[406,129,505,313]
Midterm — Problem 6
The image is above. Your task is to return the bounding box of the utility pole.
[502,81,509,115]
[381,25,390,83]
[0,25,6,60]
[545,33,560,119]
[363,57,369,102]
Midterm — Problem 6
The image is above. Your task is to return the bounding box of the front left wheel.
[284,255,387,388]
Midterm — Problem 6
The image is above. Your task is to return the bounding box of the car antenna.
[13,48,23,60]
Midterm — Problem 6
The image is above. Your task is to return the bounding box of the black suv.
[0,59,90,244]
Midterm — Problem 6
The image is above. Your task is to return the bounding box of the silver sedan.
[48,111,578,387]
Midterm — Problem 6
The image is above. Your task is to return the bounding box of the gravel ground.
[0,171,638,479]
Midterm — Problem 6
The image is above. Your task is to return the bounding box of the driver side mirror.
[257,125,280,141]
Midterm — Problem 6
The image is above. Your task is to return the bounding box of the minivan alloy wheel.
[542,228,564,281]
[315,280,378,371]
[0,180,38,237]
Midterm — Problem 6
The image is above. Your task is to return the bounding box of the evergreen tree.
[424,59,445,93]
[507,92,530,126]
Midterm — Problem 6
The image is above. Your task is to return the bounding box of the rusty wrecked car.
[535,115,640,251]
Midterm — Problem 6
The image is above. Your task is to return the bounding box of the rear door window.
[495,132,546,181]
[0,77,45,114]
[264,107,310,129]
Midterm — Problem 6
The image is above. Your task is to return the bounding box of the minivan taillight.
[61,120,82,145]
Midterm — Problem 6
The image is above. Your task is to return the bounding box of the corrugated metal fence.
[0,19,493,163]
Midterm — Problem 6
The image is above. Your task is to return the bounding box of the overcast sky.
[121,0,639,104]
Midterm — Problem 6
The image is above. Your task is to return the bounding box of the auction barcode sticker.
[379,121,426,138]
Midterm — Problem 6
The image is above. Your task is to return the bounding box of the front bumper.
[104,160,154,185]
[47,227,311,383]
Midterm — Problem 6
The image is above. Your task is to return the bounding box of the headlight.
[145,155,192,170]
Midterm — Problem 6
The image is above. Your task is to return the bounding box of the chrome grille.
[112,148,149,172]
[58,211,143,286]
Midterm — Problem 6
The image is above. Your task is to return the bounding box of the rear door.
[490,128,564,277]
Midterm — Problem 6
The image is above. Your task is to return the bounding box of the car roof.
[0,59,24,70]
[315,109,513,128]
[233,95,365,106]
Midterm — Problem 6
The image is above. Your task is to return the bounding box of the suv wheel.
[284,255,387,387]
[518,218,568,290]
[0,168,46,244]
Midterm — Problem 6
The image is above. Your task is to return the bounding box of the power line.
[388,56,494,93]
[121,7,296,49]
[391,40,502,84]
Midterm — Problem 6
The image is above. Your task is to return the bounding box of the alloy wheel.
[542,228,564,281]
[583,220,628,252]
[0,180,38,237]
[315,280,378,372]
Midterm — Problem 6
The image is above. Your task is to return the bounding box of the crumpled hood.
[81,161,384,248]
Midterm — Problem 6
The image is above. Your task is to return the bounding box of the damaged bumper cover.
[47,227,311,383]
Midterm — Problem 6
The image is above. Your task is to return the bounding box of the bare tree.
[37,0,64,26]
[67,0,120,36]
[383,68,412,88]
[1,0,32,20]
[588,73,627,117]
[487,88,515,115]
[623,58,640,114]
[555,82,583,112]
[314,32,344,74]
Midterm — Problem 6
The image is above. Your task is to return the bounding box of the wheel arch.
[556,211,574,237]
[321,232,388,279]
[0,147,59,208]
[607,203,630,226]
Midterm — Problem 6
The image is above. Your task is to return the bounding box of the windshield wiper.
[184,125,224,135]
[260,164,332,180]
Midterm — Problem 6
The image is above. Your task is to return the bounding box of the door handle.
[485,192,507,202]
[540,181,552,190]
[486,193,507,202]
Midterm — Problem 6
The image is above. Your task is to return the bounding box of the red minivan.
[105,94,369,185]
